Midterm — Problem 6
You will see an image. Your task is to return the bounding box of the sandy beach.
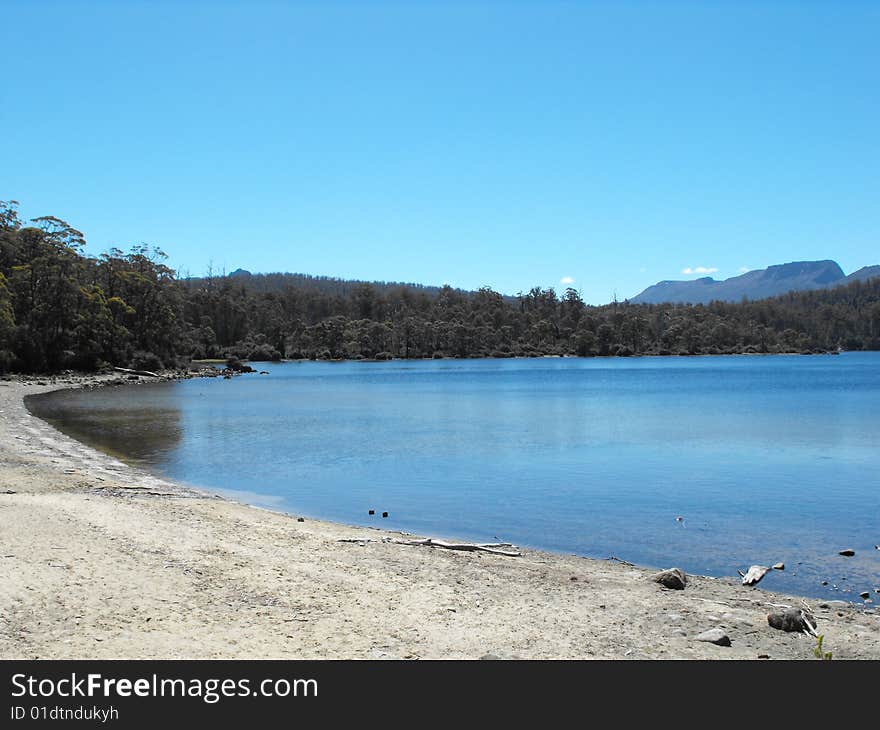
[0,375,877,660]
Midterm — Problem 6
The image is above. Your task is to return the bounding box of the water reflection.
[26,383,183,464]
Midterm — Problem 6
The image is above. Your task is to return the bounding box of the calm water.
[28,354,880,599]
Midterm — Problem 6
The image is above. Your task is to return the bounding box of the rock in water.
[739,565,771,586]
[695,629,731,646]
[772,562,785,571]
[860,592,870,600]
[652,568,687,590]
[767,608,817,634]
[839,549,855,557]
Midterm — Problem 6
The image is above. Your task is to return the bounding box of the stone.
[695,629,731,646]
[860,592,870,600]
[296,517,305,522]
[839,549,855,556]
[652,567,687,590]
[767,608,817,633]
[772,562,785,571]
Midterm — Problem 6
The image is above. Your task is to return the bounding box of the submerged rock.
[652,568,687,590]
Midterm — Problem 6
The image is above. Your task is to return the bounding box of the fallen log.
[738,565,771,586]
[113,366,168,379]
[383,537,521,557]
[337,536,520,556]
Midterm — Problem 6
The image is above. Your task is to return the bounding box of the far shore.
[0,372,877,660]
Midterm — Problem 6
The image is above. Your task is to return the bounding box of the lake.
[27,353,880,600]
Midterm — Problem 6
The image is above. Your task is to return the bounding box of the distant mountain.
[844,265,880,285]
[630,260,880,305]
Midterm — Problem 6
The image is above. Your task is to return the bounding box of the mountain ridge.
[630,260,880,304]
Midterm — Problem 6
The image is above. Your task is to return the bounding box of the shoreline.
[1,374,877,659]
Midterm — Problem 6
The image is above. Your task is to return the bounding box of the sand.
[0,374,877,660]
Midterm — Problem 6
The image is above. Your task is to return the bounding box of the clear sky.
[3,1,878,303]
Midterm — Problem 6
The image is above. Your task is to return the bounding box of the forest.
[2,200,879,373]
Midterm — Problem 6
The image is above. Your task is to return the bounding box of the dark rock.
[652,567,687,590]
[296,517,305,523]
[479,654,501,660]
[839,549,855,556]
[368,509,375,515]
[767,608,817,633]
[381,511,388,518]
[860,592,870,600]
[695,629,731,646]
[2,490,15,495]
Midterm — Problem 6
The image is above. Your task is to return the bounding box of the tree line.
[1,199,879,373]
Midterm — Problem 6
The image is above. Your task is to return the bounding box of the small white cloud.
[560,276,575,285]
[738,266,750,273]
[681,266,718,275]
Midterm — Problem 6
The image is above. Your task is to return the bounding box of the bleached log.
[113,366,167,379]
[738,565,771,586]
[382,537,521,557]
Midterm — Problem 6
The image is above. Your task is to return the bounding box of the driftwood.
[337,536,520,557]
[738,562,786,586]
[113,366,168,379]
[385,538,521,557]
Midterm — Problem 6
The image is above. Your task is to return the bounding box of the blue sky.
[3,1,878,303]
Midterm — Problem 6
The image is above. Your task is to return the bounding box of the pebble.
[296,517,304,522]
[860,592,870,600]
[839,549,855,557]
[772,562,785,570]
[695,629,731,646]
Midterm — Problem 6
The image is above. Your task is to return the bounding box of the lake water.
[28,353,880,600]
